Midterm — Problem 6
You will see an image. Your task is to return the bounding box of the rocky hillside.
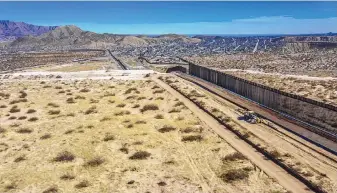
[0,20,57,41]
[8,25,201,51]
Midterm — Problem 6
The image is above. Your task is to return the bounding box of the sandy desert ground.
[0,74,286,192]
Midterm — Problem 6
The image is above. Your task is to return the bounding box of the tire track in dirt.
[178,75,337,179]
[153,75,312,193]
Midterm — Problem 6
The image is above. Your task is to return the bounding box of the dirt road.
[153,76,312,193]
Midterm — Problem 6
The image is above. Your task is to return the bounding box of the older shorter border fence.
[187,61,337,141]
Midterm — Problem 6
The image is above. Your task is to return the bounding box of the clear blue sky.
[1,1,336,34]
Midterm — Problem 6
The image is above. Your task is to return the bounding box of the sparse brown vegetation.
[114,110,130,116]
[14,155,26,162]
[66,97,76,103]
[129,151,151,160]
[40,134,52,140]
[9,105,20,113]
[84,106,97,115]
[135,120,146,124]
[47,103,59,108]
[48,110,61,115]
[26,109,36,114]
[16,128,33,134]
[60,173,75,180]
[75,180,90,189]
[42,186,59,193]
[103,133,114,141]
[220,169,250,182]
[223,152,247,162]
[79,88,90,93]
[181,135,203,142]
[168,108,181,113]
[28,117,38,122]
[53,151,75,162]
[84,157,105,167]
[117,103,126,108]
[158,125,176,133]
[140,104,159,113]
[154,114,164,119]
[0,127,6,133]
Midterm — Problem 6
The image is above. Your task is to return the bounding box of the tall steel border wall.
[188,62,337,139]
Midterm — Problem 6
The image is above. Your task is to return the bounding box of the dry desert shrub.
[126,124,133,128]
[66,97,76,103]
[181,135,203,142]
[16,128,33,134]
[48,110,60,115]
[90,98,99,103]
[103,133,114,141]
[75,95,86,100]
[26,109,36,114]
[28,117,38,122]
[66,113,75,117]
[180,127,194,133]
[140,104,159,113]
[47,103,59,108]
[42,186,59,193]
[116,103,126,108]
[154,114,164,119]
[126,95,137,100]
[79,88,90,93]
[129,151,151,160]
[9,105,20,113]
[168,108,181,113]
[75,180,90,189]
[223,152,247,162]
[84,157,105,167]
[4,182,17,190]
[174,101,184,107]
[14,155,26,162]
[119,146,129,154]
[220,169,250,182]
[269,150,282,158]
[157,181,167,186]
[60,173,75,180]
[124,88,138,94]
[132,104,140,108]
[40,134,52,140]
[84,106,97,115]
[64,129,74,134]
[9,98,28,104]
[100,116,112,122]
[18,91,27,98]
[135,120,146,124]
[137,96,146,100]
[188,90,205,98]
[114,110,130,116]
[153,89,165,94]
[158,125,176,133]
[18,116,27,120]
[8,116,17,120]
[53,151,75,162]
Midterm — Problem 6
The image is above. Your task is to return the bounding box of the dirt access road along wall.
[188,62,337,142]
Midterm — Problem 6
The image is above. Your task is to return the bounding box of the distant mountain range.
[1,20,336,53]
[0,20,57,41]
